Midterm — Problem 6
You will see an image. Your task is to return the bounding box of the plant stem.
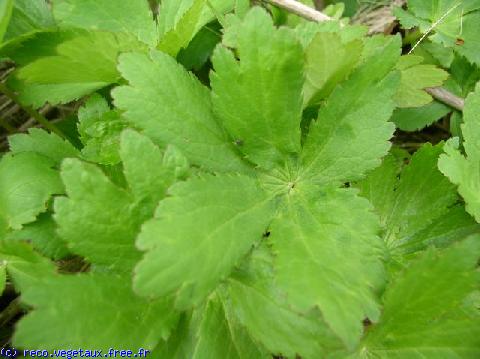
[426,87,464,112]
[267,0,332,22]
[0,83,66,138]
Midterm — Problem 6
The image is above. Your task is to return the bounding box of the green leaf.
[395,55,449,108]
[0,264,5,295]
[3,0,54,42]
[9,128,79,166]
[156,294,266,358]
[397,1,480,66]
[439,84,480,222]
[7,213,69,260]
[360,236,480,358]
[52,0,157,46]
[303,32,363,106]
[134,174,276,309]
[0,0,13,43]
[0,240,56,291]
[54,131,181,272]
[300,36,401,186]
[270,188,385,349]
[227,245,342,358]
[77,94,128,165]
[6,30,144,107]
[391,100,451,131]
[14,273,177,352]
[113,50,248,173]
[359,144,459,255]
[0,152,63,231]
[211,8,303,169]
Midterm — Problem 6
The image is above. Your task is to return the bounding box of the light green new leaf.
[9,128,79,166]
[6,31,144,107]
[0,0,13,43]
[228,245,342,358]
[14,273,177,352]
[113,50,248,173]
[156,294,267,359]
[134,174,275,309]
[211,8,303,169]
[439,85,480,222]
[54,131,181,271]
[271,188,385,349]
[0,240,56,292]
[52,0,157,46]
[3,0,55,43]
[395,55,449,108]
[0,152,63,232]
[300,36,401,186]
[360,236,480,358]
[77,94,128,165]
[303,32,363,106]
[358,144,460,254]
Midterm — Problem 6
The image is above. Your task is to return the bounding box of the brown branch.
[426,87,464,112]
[267,0,332,22]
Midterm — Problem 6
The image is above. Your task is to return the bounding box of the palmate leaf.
[52,0,157,46]
[124,7,403,354]
[134,174,276,309]
[14,272,178,352]
[54,130,186,272]
[359,236,480,358]
[439,84,480,222]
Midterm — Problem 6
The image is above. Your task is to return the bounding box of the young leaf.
[300,36,401,186]
[270,188,385,349]
[77,94,128,165]
[14,273,178,352]
[0,0,13,43]
[395,55,449,108]
[0,152,63,232]
[210,7,304,169]
[52,0,158,46]
[5,31,145,107]
[113,50,248,173]
[439,84,480,222]
[134,174,276,309]
[359,236,480,358]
